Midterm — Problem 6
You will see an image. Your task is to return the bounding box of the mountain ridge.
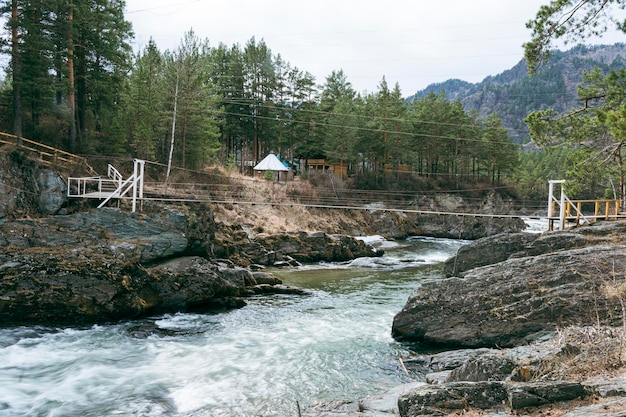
[409,43,626,143]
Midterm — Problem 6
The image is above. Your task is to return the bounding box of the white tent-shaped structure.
[253,152,290,182]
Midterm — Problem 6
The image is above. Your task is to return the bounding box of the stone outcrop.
[391,331,625,417]
[254,231,380,263]
[388,220,626,417]
[212,224,383,266]
[442,230,589,277]
[397,380,588,416]
[442,232,538,277]
[392,222,626,348]
[0,206,367,325]
[408,213,526,240]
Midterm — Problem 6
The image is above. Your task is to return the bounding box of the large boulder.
[409,213,527,240]
[37,170,67,214]
[392,243,626,348]
[395,221,626,348]
[0,253,257,325]
[443,232,539,277]
[442,231,592,277]
[213,226,383,266]
[0,207,247,325]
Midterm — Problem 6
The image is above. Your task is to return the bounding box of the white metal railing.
[107,164,123,190]
[548,180,588,230]
[67,159,145,212]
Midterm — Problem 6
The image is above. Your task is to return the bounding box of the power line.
[125,0,202,15]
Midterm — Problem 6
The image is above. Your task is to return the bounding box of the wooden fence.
[0,132,92,173]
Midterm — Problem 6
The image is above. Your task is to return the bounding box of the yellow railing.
[548,198,621,230]
[0,131,91,172]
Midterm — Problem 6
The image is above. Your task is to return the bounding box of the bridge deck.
[81,191,117,199]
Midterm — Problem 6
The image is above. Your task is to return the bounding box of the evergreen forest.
[1,1,625,207]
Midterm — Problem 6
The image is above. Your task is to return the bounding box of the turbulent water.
[0,236,468,417]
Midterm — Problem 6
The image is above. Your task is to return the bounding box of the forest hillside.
[410,43,626,143]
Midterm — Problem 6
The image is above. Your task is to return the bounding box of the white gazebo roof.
[253,152,289,171]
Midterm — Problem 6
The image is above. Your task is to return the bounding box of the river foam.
[0,237,465,417]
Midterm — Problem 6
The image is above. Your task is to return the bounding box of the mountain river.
[0,233,503,416]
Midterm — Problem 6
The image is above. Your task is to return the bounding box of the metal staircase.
[67,159,145,212]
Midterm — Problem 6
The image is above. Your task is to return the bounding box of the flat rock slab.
[393,244,626,348]
[560,399,626,417]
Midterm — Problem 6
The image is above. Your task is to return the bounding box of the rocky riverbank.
[316,221,626,417]
[300,221,626,417]
[392,222,626,348]
[0,205,384,325]
[0,198,526,326]
[0,151,527,325]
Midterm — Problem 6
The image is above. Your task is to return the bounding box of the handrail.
[0,131,95,174]
[547,180,620,230]
[97,174,136,209]
[67,159,145,212]
[107,164,123,189]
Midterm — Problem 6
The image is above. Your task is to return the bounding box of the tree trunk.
[67,1,77,152]
[166,69,179,182]
[181,103,188,169]
[11,0,22,139]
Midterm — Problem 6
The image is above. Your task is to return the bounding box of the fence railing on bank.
[0,131,92,172]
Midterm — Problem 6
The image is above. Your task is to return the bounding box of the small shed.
[253,152,290,182]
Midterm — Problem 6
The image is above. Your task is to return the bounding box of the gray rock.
[425,371,449,385]
[411,214,526,240]
[445,354,516,382]
[212,225,381,266]
[393,243,626,348]
[253,231,382,264]
[443,232,538,277]
[403,348,497,374]
[37,170,67,214]
[360,382,427,416]
[518,232,587,257]
[507,381,587,410]
[585,376,626,398]
[398,382,508,416]
[0,207,274,324]
[560,399,626,417]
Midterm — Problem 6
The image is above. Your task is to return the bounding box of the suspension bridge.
[1,132,623,231]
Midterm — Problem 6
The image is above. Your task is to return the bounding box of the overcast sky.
[126,0,625,96]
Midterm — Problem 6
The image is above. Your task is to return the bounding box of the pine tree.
[165,30,221,170]
[124,38,166,160]
[321,70,358,179]
[481,113,518,185]
[525,0,626,74]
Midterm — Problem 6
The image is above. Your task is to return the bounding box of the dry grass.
[443,325,626,417]
[533,326,626,382]
[210,173,378,236]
